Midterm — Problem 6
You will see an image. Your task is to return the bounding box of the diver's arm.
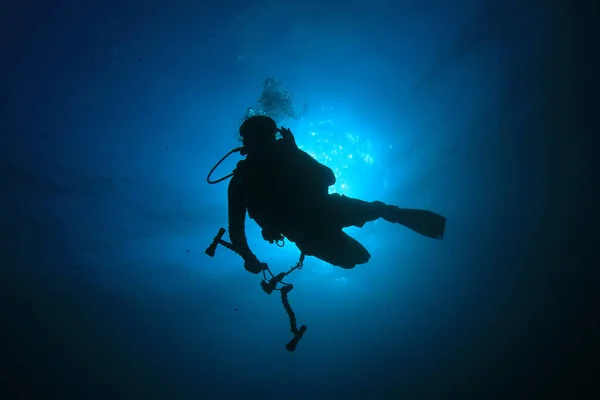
[279,126,334,186]
[227,175,256,263]
[296,149,336,187]
[323,165,336,187]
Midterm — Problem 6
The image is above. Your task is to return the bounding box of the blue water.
[2,0,596,398]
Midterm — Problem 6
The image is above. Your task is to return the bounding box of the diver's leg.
[328,194,447,240]
[326,194,387,228]
[296,230,370,269]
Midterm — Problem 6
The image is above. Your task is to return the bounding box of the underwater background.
[1,0,597,398]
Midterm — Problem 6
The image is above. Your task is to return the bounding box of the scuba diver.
[226,115,447,274]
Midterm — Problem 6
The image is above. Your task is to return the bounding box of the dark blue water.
[2,0,597,398]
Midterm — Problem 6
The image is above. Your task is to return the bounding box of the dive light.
[205,226,308,352]
[205,227,227,257]
[286,325,307,352]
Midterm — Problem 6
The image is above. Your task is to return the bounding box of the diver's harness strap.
[205,227,308,352]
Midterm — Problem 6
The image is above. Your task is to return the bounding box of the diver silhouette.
[224,116,447,274]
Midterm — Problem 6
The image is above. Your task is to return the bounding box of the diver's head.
[239,115,278,155]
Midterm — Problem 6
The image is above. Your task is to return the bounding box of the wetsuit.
[227,131,387,269]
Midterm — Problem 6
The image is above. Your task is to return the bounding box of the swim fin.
[383,207,446,240]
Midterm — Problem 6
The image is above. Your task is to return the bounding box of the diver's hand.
[278,126,293,137]
[244,255,267,274]
[277,126,297,147]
